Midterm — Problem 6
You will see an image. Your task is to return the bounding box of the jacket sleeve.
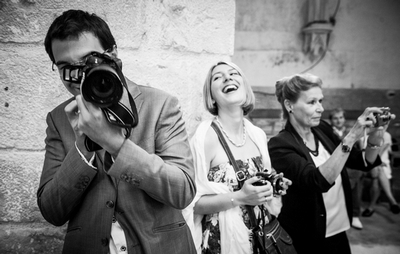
[268,133,332,193]
[37,111,98,226]
[107,94,196,209]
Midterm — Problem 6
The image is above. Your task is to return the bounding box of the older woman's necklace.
[215,116,247,147]
[305,136,319,157]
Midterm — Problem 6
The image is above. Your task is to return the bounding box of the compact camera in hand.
[373,109,392,127]
[253,172,284,195]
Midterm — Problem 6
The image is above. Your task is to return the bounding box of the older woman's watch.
[341,142,351,153]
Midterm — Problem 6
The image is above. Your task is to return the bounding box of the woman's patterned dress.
[201,156,267,254]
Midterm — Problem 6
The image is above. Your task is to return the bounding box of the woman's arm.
[193,127,273,215]
[319,108,388,184]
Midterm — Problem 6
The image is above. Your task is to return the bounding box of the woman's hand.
[368,111,396,146]
[277,173,292,196]
[346,107,394,146]
[236,176,274,206]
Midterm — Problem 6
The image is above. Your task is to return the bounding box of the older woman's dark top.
[268,120,380,254]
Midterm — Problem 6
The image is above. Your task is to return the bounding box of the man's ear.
[107,45,118,58]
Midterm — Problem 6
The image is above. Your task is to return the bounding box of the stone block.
[0,152,44,222]
[0,222,65,254]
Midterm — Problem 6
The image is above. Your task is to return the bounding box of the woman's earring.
[289,109,293,113]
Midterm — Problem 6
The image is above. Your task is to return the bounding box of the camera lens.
[90,72,117,97]
[82,66,123,107]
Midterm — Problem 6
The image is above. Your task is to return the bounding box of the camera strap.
[101,63,139,134]
[211,120,271,251]
[211,121,244,189]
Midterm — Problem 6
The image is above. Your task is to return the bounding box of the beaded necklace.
[215,116,247,147]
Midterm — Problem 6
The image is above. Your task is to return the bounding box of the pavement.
[348,202,400,254]
[348,165,400,254]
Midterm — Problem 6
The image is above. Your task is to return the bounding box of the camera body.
[373,110,392,127]
[253,172,283,195]
[60,51,138,151]
[81,52,124,108]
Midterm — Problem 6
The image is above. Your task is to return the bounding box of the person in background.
[362,130,400,216]
[183,61,291,254]
[330,108,364,230]
[37,10,196,254]
[268,73,393,254]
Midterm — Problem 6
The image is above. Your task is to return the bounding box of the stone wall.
[0,0,235,252]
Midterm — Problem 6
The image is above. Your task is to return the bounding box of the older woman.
[268,73,394,254]
[183,61,291,254]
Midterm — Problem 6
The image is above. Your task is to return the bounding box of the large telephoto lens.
[81,65,123,108]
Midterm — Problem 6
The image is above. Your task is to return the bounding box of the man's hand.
[74,95,125,156]
[64,99,93,159]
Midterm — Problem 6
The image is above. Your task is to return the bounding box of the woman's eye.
[213,76,221,81]
[230,72,239,76]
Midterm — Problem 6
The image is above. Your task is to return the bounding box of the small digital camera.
[373,110,392,127]
[253,172,284,195]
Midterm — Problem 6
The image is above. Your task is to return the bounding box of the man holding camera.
[37,9,196,254]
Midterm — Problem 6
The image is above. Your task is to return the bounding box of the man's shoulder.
[49,97,74,114]
[127,79,174,99]
[138,84,173,98]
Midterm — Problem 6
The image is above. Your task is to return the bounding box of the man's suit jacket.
[37,79,196,254]
[268,120,380,254]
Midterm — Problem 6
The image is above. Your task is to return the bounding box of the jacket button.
[120,246,127,251]
[106,201,115,208]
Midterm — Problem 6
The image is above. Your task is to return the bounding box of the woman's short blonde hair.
[203,61,255,116]
[275,73,322,119]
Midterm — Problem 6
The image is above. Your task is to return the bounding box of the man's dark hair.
[44,9,116,63]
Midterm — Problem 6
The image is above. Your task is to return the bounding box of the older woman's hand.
[368,111,396,145]
[346,107,395,145]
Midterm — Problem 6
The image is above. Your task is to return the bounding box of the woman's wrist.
[230,197,236,207]
[230,192,239,207]
[342,135,356,148]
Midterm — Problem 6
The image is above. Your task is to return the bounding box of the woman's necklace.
[306,135,319,157]
[215,116,247,147]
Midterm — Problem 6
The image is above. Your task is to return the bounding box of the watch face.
[342,143,351,153]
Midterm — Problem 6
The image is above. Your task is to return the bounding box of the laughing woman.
[183,61,291,254]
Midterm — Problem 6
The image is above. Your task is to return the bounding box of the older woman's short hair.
[275,73,322,119]
[203,61,255,116]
